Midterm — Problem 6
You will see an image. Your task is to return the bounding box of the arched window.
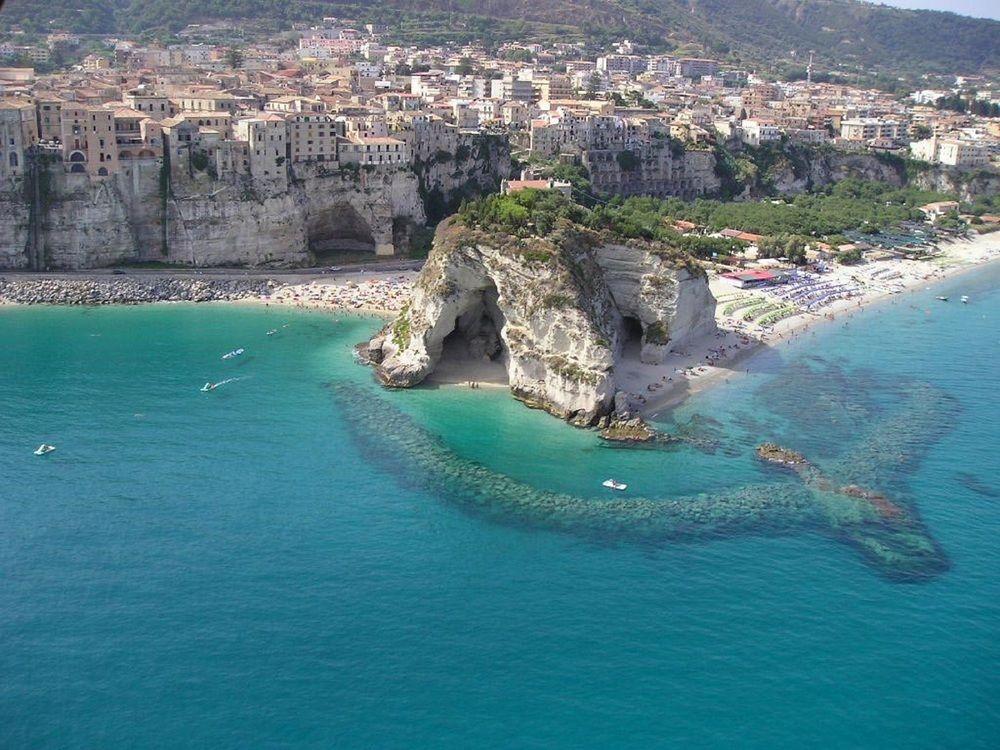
[70,163,86,173]
[97,167,108,176]
[69,151,86,162]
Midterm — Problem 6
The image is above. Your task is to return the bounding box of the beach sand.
[247,270,417,316]
[624,231,1000,417]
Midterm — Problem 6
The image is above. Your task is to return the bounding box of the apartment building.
[338,136,409,166]
[285,112,344,163]
[60,105,118,177]
[840,117,908,142]
[0,101,37,181]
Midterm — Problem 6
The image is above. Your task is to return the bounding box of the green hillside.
[2,0,997,79]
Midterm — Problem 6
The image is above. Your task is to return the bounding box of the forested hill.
[2,0,998,79]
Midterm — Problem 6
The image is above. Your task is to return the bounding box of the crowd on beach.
[260,274,414,313]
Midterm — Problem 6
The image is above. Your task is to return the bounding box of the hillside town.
[0,16,997,200]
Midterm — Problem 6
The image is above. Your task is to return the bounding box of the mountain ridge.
[1,0,997,78]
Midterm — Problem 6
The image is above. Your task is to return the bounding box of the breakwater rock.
[331,378,951,582]
[0,276,275,305]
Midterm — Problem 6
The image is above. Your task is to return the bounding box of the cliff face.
[764,151,904,196]
[910,168,1000,203]
[1,161,427,270]
[366,220,716,425]
[413,133,513,222]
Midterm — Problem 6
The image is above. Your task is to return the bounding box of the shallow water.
[1,265,998,747]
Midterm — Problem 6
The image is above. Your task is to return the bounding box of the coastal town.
[0,17,997,205]
[3,3,1000,746]
[0,12,998,416]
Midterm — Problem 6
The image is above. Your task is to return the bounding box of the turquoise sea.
[1,265,998,748]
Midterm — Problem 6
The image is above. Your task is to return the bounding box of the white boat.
[936,296,948,302]
[34,444,56,456]
[266,329,278,336]
[221,348,245,360]
[602,479,628,491]
[200,382,216,392]
[961,296,969,303]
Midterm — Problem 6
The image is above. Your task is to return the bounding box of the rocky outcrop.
[765,151,904,196]
[910,167,1000,203]
[366,219,716,425]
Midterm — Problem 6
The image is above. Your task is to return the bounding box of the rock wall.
[757,148,999,201]
[414,133,513,222]
[366,220,716,425]
[0,189,29,269]
[911,168,1000,203]
[0,159,426,270]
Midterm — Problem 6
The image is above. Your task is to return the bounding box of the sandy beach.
[621,231,1000,417]
[248,270,416,316]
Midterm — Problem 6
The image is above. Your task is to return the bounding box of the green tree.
[224,47,244,69]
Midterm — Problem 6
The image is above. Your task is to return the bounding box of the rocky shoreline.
[0,276,277,306]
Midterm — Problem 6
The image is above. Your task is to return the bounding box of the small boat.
[34,444,56,456]
[221,348,245,360]
[961,296,969,304]
[200,382,216,392]
[936,296,948,302]
[602,479,628,491]
[266,329,278,336]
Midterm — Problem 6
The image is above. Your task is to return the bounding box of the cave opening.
[620,315,644,360]
[433,283,509,386]
[307,203,376,262]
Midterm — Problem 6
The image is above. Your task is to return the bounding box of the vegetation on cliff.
[455,179,956,264]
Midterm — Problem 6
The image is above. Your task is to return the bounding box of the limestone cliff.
[413,132,513,222]
[1,160,427,270]
[366,219,716,425]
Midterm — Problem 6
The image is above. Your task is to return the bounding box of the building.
[490,75,535,103]
[0,101,37,181]
[234,113,288,183]
[501,177,572,198]
[285,112,343,164]
[936,138,989,168]
[60,106,119,177]
[741,119,782,146]
[840,117,908,143]
[674,58,718,79]
[911,136,990,168]
[338,136,409,166]
[123,91,175,120]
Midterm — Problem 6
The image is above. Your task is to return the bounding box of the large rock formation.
[366,219,716,425]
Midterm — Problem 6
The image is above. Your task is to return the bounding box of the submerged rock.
[367,218,717,425]
[756,443,809,466]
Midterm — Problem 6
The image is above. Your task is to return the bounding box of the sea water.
[1,266,997,748]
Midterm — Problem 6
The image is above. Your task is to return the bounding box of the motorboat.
[961,296,969,304]
[221,348,245,360]
[34,444,56,456]
[936,296,948,302]
[602,479,628,491]
[200,382,216,392]
[266,329,278,336]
